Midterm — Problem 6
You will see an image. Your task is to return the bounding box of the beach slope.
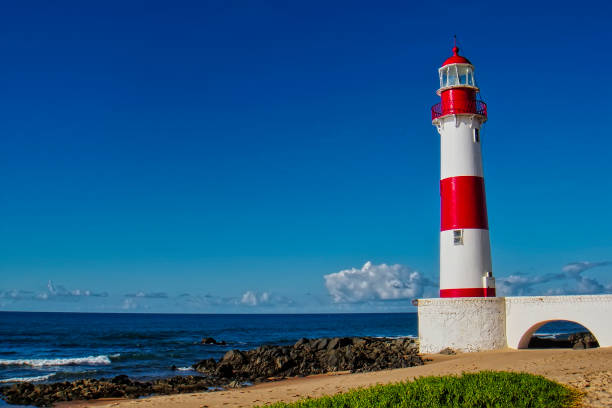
[69,347,611,408]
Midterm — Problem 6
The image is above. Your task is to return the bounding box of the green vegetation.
[257,371,580,408]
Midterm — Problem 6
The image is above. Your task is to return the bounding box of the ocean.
[0,312,585,387]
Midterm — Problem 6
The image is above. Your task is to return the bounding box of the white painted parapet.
[505,295,612,349]
[418,294,612,353]
[417,297,506,353]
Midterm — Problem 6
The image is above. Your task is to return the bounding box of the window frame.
[437,63,478,93]
[453,229,464,246]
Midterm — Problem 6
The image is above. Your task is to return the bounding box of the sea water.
[0,312,417,385]
[0,312,585,385]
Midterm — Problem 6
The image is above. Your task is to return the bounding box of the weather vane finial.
[452,35,459,55]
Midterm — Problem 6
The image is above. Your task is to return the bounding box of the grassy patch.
[257,371,580,408]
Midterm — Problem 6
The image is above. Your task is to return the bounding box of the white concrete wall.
[418,295,612,353]
[418,297,506,353]
[505,295,612,349]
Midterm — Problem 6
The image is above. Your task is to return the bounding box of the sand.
[61,347,612,408]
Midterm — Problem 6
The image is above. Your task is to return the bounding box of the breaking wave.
[0,355,111,367]
[0,373,56,383]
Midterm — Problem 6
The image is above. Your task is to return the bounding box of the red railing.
[431,100,487,121]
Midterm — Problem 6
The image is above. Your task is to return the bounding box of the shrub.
[257,371,580,408]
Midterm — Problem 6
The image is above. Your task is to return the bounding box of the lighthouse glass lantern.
[431,45,495,298]
[439,64,476,89]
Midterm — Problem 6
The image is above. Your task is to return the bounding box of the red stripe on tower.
[440,176,489,231]
[439,288,496,298]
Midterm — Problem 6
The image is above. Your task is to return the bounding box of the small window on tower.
[473,128,480,143]
[453,229,464,245]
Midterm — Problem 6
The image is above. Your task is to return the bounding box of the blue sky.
[1,1,611,313]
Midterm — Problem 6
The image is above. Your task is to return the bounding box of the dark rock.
[311,338,329,351]
[326,350,341,368]
[528,331,599,349]
[351,337,367,346]
[201,337,226,345]
[0,375,215,407]
[194,336,422,381]
[111,375,132,385]
[293,338,309,348]
[569,332,599,348]
[221,349,246,367]
[216,362,234,378]
[528,336,571,348]
[192,357,216,372]
[327,337,352,351]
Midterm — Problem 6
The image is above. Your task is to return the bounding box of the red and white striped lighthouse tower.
[431,44,495,298]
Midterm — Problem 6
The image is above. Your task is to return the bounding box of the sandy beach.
[58,347,612,408]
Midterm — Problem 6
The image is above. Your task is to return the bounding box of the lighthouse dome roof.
[442,46,472,66]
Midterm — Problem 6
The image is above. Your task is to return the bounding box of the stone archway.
[505,295,612,349]
[516,319,599,349]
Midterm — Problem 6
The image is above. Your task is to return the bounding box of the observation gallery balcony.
[431,100,487,121]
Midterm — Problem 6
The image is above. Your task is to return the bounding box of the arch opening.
[518,320,600,349]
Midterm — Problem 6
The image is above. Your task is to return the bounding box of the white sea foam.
[0,355,111,367]
[177,367,193,371]
[534,332,568,338]
[0,373,56,383]
[374,335,417,339]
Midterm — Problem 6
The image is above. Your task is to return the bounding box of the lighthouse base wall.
[418,295,612,353]
[417,297,507,353]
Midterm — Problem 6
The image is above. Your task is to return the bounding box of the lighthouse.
[431,45,495,298]
[418,45,612,354]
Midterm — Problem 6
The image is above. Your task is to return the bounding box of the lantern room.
[438,64,477,93]
[431,45,487,122]
[436,46,478,95]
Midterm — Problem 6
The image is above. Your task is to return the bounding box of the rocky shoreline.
[0,337,421,407]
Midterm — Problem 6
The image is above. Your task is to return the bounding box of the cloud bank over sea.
[323,261,436,303]
[1,261,610,313]
[497,261,612,296]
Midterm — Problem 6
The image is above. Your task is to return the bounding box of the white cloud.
[1,281,108,301]
[240,291,271,306]
[324,261,435,303]
[45,280,108,298]
[121,298,137,310]
[496,274,554,296]
[497,261,612,296]
[0,289,35,300]
[561,261,611,277]
[124,292,168,299]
